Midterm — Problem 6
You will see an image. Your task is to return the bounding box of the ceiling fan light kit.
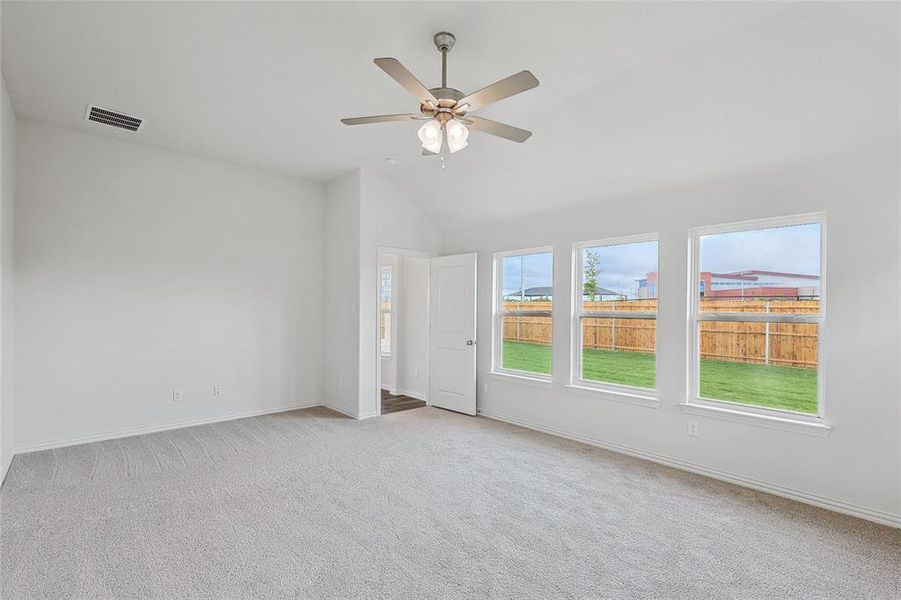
[341,31,538,164]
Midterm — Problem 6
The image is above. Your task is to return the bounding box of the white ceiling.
[2,2,898,230]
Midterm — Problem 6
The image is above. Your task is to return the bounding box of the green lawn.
[502,340,553,375]
[699,358,817,413]
[502,341,817,414]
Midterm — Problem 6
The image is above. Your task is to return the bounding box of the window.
[689,216,823,417]
[572,235,658,392]
[379,264,392,355]
[493,248,554,378]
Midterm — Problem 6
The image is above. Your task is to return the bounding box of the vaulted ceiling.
[2,2,897,229]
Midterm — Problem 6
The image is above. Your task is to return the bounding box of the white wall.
[0,75,16,479]
[323,170,361,417]
[357,168,441,417]
[442,144,900,525]
[323,168,440,417]
[398,256,429,400]
[14,122,326,450]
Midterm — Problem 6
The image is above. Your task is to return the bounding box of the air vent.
[84,104,143,132]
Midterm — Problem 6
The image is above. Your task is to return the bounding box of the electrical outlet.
[213,384,221,397]
[414,367,420,378]
[687,419,699,437]
[481,382,488,394]
[172,389,183,403]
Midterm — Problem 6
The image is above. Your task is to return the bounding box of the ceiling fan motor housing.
[421,87,466,122]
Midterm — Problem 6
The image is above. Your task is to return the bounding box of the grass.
[502,341,553,375]
[502,341,817,414]
[582,347,656,389]
[698,358,817,413]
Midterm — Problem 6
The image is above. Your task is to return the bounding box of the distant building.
[583,286,627,302]
[503,285,628,302]
[504,286,554,301]
[636,270,819,299]
[637,272,658,299]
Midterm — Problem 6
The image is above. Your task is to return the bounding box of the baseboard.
[0,453,12,487]
[478,408,901,529]
[322,401,378,420]
[322,403,360,419]
[14,400,324,455]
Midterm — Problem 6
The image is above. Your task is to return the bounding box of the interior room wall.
[397,256,430,401]
[0,75,16,480]
[357,168,441,418]
[14,121,326,450]
[324,170,362,418]
[441,145,901,526]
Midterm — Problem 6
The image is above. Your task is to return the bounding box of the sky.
[503,252,553,296]
[502,222,821,299]
[502,242,658,298]
[585,240,658,297]
[700,222,821,275]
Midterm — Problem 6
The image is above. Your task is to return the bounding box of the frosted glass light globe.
[446,120,469,153]
[417,119,443,153]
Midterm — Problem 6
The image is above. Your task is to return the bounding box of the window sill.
[489,371,553,388]
[565,384,660,408]
[681,401,832,437]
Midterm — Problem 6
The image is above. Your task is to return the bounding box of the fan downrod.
[422,32,464,119]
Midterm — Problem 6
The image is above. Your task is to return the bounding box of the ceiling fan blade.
[455,70,539,113]
[422,148,438,156]
[340,113,422,125]
[465,116,532,143]
[373,58,438,106]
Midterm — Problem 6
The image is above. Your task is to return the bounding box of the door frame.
[375,246,433,416]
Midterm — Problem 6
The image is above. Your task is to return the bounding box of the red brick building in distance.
[637,270,819,299]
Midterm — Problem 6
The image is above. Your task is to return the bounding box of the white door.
[429,253,477,415]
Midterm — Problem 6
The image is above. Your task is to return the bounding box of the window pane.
[581,240,658,308]
[380,266,392,306]
[379,311,391,355]
[502,252,553,303]
[699,321,818,414]
[581,317,656,389]
[380,265,391,354]
[579,240,658,389]
[699,223,820,313]
[503,315,552,375]
[501,251,553,375]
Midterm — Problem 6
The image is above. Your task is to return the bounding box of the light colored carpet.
[1,406,899,599]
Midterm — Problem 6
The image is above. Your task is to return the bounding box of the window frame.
[686,213,827,424]
[492,246,555,381]
[570,233,660,397]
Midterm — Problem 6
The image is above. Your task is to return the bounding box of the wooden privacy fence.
[503,299,819,368]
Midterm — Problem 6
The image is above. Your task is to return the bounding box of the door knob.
[466,340,476,346]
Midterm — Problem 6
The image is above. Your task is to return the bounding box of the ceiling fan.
[341,32,538,160]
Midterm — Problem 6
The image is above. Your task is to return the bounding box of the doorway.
[376,248,431,416]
